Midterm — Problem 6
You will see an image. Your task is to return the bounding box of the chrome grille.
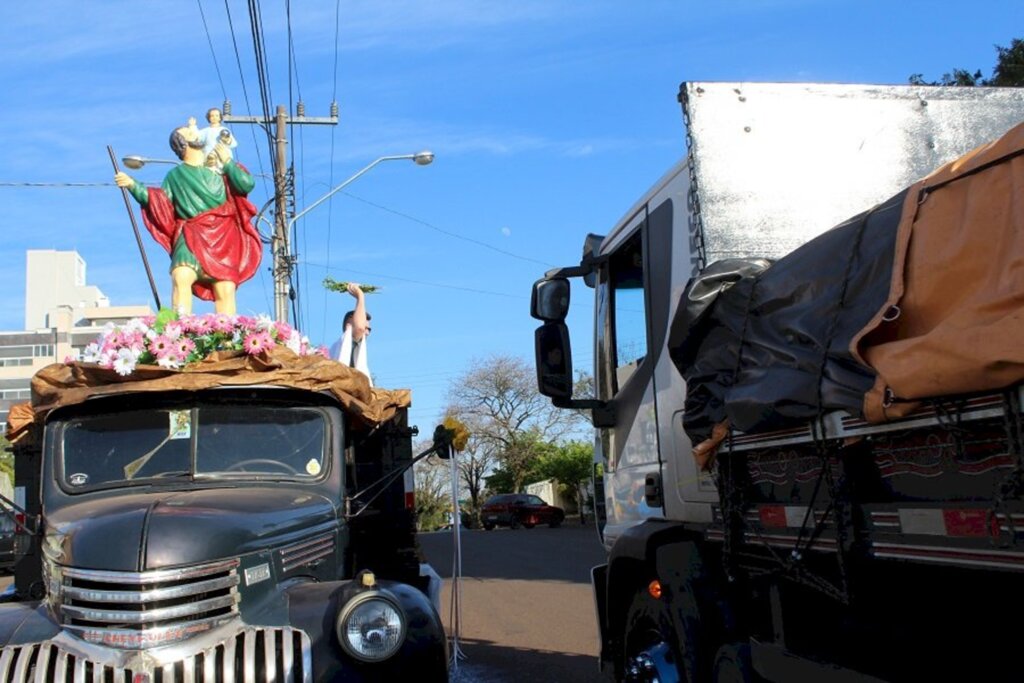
[0,628,312,682]
[279,534,334,573]
[53,559,240,647]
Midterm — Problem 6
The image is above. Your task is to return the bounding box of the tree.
[0,435,13,487]
[413,448,451,532]
[536,441,593,524]
[910,38,1024,87]
[446,354,587,493]
[442,412,493,526]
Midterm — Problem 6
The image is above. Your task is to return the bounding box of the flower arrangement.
[70,309,328,376]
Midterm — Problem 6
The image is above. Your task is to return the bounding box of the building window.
[0,344,53,363]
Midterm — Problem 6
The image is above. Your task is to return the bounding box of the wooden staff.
[107,145,162,310]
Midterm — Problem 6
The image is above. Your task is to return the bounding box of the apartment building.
[0,251,152,430]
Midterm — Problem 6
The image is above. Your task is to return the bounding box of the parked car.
[480,493,564,530]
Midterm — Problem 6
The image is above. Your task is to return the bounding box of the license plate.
[486,515,497,521]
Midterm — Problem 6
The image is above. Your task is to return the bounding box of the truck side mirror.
[535,322,573,399]
[530,278,570,322]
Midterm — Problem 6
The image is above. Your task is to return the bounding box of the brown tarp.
[854,121,1024,421]
[5,348,410,443]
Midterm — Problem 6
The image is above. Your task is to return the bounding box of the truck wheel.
[483,523,495,531]
[712,643,755,683]
[622,590,685,682]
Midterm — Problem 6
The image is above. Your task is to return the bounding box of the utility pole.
[223,100,338,322]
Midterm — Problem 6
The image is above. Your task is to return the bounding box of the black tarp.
[669,186,909,443]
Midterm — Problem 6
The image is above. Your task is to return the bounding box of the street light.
[285,150,434,234]
[121,155,178,169]
[272,150,434,322]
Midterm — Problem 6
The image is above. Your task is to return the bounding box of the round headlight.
[336,594,407,662]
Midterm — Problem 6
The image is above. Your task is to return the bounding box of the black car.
[480,493,564,530]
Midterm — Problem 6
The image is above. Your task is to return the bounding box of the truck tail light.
[14,512,24,533]
[404,492,415,510]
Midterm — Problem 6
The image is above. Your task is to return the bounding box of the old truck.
[0,335,447,682]
[531,82,1024,681]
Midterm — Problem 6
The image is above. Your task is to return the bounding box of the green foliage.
[535,441,593,493]
[483,467,516,494]
[0,434,13,485]
[910,38,1023,87]
[322,277,380,294]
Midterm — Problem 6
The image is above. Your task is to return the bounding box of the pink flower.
[211,314,235,334]
[273,321,293,340]
[163,322,183,341]
[242,331,273,355]
[175,337,197,356]
[189,315,214,335]
[149,335,174,357]
[122,331,146,352]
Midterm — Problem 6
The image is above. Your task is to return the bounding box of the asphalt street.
[419,523,609,683]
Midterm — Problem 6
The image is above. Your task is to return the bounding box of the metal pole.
[273,105,289,322]
[107,145,162,310]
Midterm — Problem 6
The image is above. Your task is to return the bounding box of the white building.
[0,251,152,430]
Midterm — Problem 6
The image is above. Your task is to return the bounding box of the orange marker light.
[648,579,662,600]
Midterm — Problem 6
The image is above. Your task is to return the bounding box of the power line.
[246,0,278,182]
[196,0,227,99]
[321,0,344,338]
[340,190,555,267]
[303,261,523,299]
[0,181,114,187]
[222,0,271,197]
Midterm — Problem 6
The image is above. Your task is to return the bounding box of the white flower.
[255,314,275,331]
[285,330,302,354]
[81,343,101,363]
[156,355,182,370]
[163,322,183,341]
[145,329,158,341]
[124,318,150,335]
[113,355,136,377]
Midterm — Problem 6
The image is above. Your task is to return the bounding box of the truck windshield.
[59,405,328,490]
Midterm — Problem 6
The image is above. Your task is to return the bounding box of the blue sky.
[0,1,1020,432]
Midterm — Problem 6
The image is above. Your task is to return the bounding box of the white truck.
[531,82,1024,681]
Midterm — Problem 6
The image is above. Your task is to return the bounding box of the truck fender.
[286,579,447,682]
[601,521,712,678]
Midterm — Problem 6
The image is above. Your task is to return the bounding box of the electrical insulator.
[222,99,232,116]
[330,101,339,119]
[296,101,305,117]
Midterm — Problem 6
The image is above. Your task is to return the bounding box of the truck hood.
[44,487,338,571]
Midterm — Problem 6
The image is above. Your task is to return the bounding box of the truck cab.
[1,377,447,682]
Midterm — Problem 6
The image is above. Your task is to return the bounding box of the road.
[419,523,609,683]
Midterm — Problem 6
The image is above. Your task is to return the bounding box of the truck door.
[596,208,663,547]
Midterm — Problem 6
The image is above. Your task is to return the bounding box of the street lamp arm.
[286,151,433,232]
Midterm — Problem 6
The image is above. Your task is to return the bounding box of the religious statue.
[114,117,261,315]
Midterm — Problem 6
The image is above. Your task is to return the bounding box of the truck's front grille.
[52,559,240,648]
[0,627,312,682]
